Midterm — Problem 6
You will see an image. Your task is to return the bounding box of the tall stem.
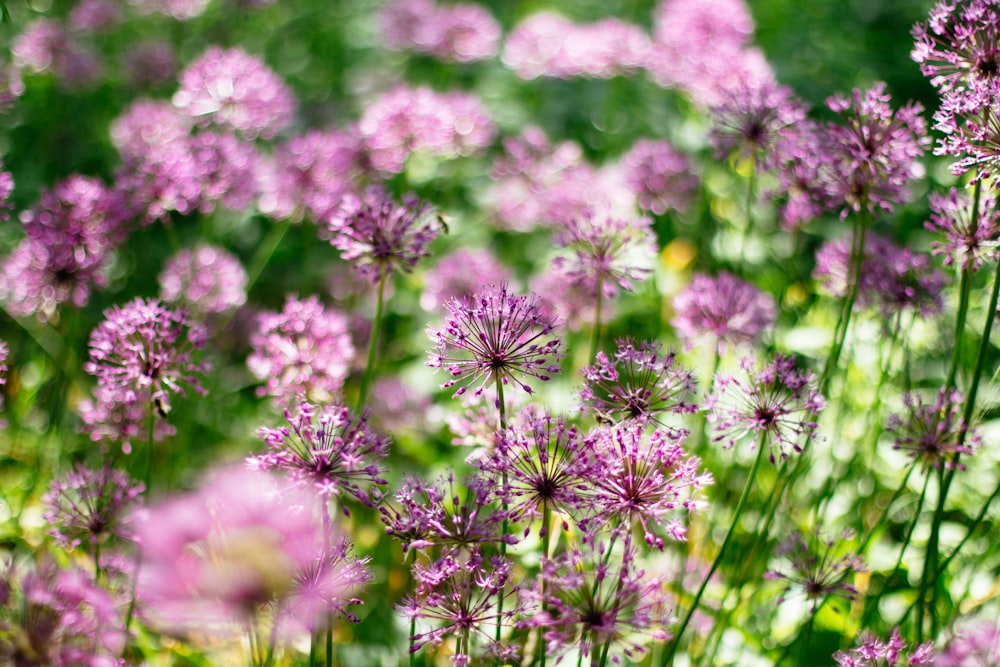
[589,279,604,364]
[820,207,869,395]
[944,180,981,393]
[495,375,508,666]
[661,435,767,666]
[356,273,386,412]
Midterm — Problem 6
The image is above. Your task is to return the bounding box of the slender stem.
[916,465,946,641]
[247,218,292,289]
[539,501,552,667]
[661,435,768,666]
[356,273,386,412]
[892,469,931,577]
[739,155,756,263]
[589,279,604,364]
[857,460,917,556]
[944,179,981,393]
[820,207,869,395]
[408,550,417,667]
[934,475,1000,580]
[495,375,508,666]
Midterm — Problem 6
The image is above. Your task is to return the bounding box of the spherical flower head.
[43,464,145,551]
[822,83,929,216]
[926,187,1000,271]
[251,401,389,510]
[247,295,354,405]
[427,283,563,401]
[530,264,606,332]
[705,354,825,463]
[173,46,296,140]
[325,185,441,284]
[671,272,777,352]
[69,0,122,31]
[380,0,500,63]
[709,79,808,167]
[621,139,698,215]
[936,617,1000,666]
[581,338,699,426]
[12,19,101,88]
[551,210,657,300]
[265,129,364,222]
[129,0,210,20]
[886,388,979,471]
[911,0,1000,93]
[159,244,248,315]
[83,298,208,419]
[420,248,513,312]
[123,41,176,87]
[136,466,328,634]
[773,120,830,230]
[833,628,934,666]
[111,98,193,162]
[186,131,263,214]
[764,529,865,614]
[586,422,712,549]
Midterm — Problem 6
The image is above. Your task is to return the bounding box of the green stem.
[589,278,604,364]
[916,465,946,641]
[944,179,981,393]
[495,375,508,667]
[540,501,552,667]
[247,218,292,289]
[857,460,917,556]
[934,475,1000,580]
[661,435,768,666]
[356,273,386,412]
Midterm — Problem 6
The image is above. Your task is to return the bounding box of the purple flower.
[159,244,248,315]
[911,0,1000,92]
[186,131,263,214]
[12,19,101,88]
[886,388,979,471]
[764,529,865,613]
[586,422,712,548]
[122,42,176,87]
[130,0,209,19]
[709,79,808,167]
[325,185,441,284]
[705,354,825,463]
[772,120,830,230]
[110,98,192,162]
[833,628,934,666]
[478,412,595,536]
[420,248,513,312]
[173,46,296,140]
[926,187,1000,270]
[251,401,389,509]
[936,616,1000,666]
[581,338,699,425]
[621,139,698,215]
[427,284,563,400]
[530,265,607,332]
[69,0,121,31]
[671,272,777,351]
[43,464,145,552]
[380,0,500,63]
[247,295,354,405]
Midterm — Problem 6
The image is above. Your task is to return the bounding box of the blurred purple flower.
[159,244,248,315]
[886,388,979,471]
[123,42,176,87]
[380,0,500,63]
[764,529,865,613]
[926,187,1000,270]
[833,628,934,666]
[69,0,122,32]
[13,19,101,88]
[43,464,145,552]
[621,139,698,215]
[671,272,777,351]
[709,79,807,167]
[130,0,209,19]
[936,617,1000,666]
[421,248,513,312]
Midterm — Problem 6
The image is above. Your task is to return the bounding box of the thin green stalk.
[495,375,508,666]
[356,273,386,412]
[125,404,156,632]
[247,218,292,289]
[891,469,931,578]
[820,208,869,395]
[589,278,604,363]
[540,501,552,667]
[856,460,917,556]
[916,465,947,641]
[934,475,1000,580]
[944,179,981,393]
[739,155,756,263]
[661,435,768,666]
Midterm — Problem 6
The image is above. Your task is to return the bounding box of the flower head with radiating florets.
[248,295,354,405]
[325,185,441,284]
[581,338,699,426]
[886,388,979,471]
[43,464,144,552]
[586,423,712,548]
[709,79,807,167]
[926,187,1000,271]
[705,354,825,463]
[159,244,248,315]
[251,401,389,510]
[672,272,777,352]
[764,529,865,614]
[833,628,934,666]
[621,139,698,215]
[911,0,1000,93]
[427,284,563,400]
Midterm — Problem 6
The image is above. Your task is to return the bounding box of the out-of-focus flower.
[705,354,825,463]
[709,79,807,167]
[833,627,934,666]
[69,0,122,31]
[530,265,606,332]
[43,464,144,552]
[764,529,865,613]
[380,0,500,63]
[325,186,441,284]
[173,46,296,140]
[587,422,711,548]
[123,41,176,87]
[581,338,699,425]
[886,388,979,471]
[420,248,513,312]
[936,616,1000,666]
[359,85,495,173]
[186,131,263,214]
[12,19,101,88]
[277,537,371,635]
[248,295,354,405]
[111,98,192,161]
[621,139,698,215]
[159,244,248,315]
[251,401,389,510]
[129,0,210,20]
[926,187,1000,270]
[671,272,777,352]
[427,284,563,400]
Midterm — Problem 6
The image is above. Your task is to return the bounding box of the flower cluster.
[886,388,979,471]
[671,272,777,351]
[621,139,698,215]
[765,529,865,613]
[926,187,1000,270]
[266,129,364,222]
[420,248,513,312]
[379,0,500,63]
[833,628,934,666]
[159,244,248,315]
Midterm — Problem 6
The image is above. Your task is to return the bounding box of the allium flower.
[110,98,192,161]
[69,0,121,31]
[708,79,808,167]
[0,560,126,666]
[12,19,101,88]
[502,12,651,79]
[911,0,1000,92]
[621,139,698,215]
[159,244,248,315]
[530,265,605,331]
[129,0,210,20]
[251,401,389,510]
[247,295,354,404]
[520,537,671,664]
[399,548,518,665]
[764,529,865,613]
[833,628,934,666]
[671,272,777,351]
[325,186,441,284]
[0,60,24,113]
[587,423,711,548]
[886,388,979,471]
[173,46,296,140]
[380,473,514,552]
[581,338,699,425]
[478,412,595,535]
[926,187,1000,270]
[359,85,495,173]
[43,464,144,552]
[936,617,1000,666]
[427,284,563,400]
[123,42,176,87]
[380,0,501,63]
[551,210,657,300]
[186,131,263,213]
[136,466,332,634]
[773,120,830,230]
[83,298,207,420]
[822,83,929,216]
[420,248,513,312]
[705,354,825,463]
